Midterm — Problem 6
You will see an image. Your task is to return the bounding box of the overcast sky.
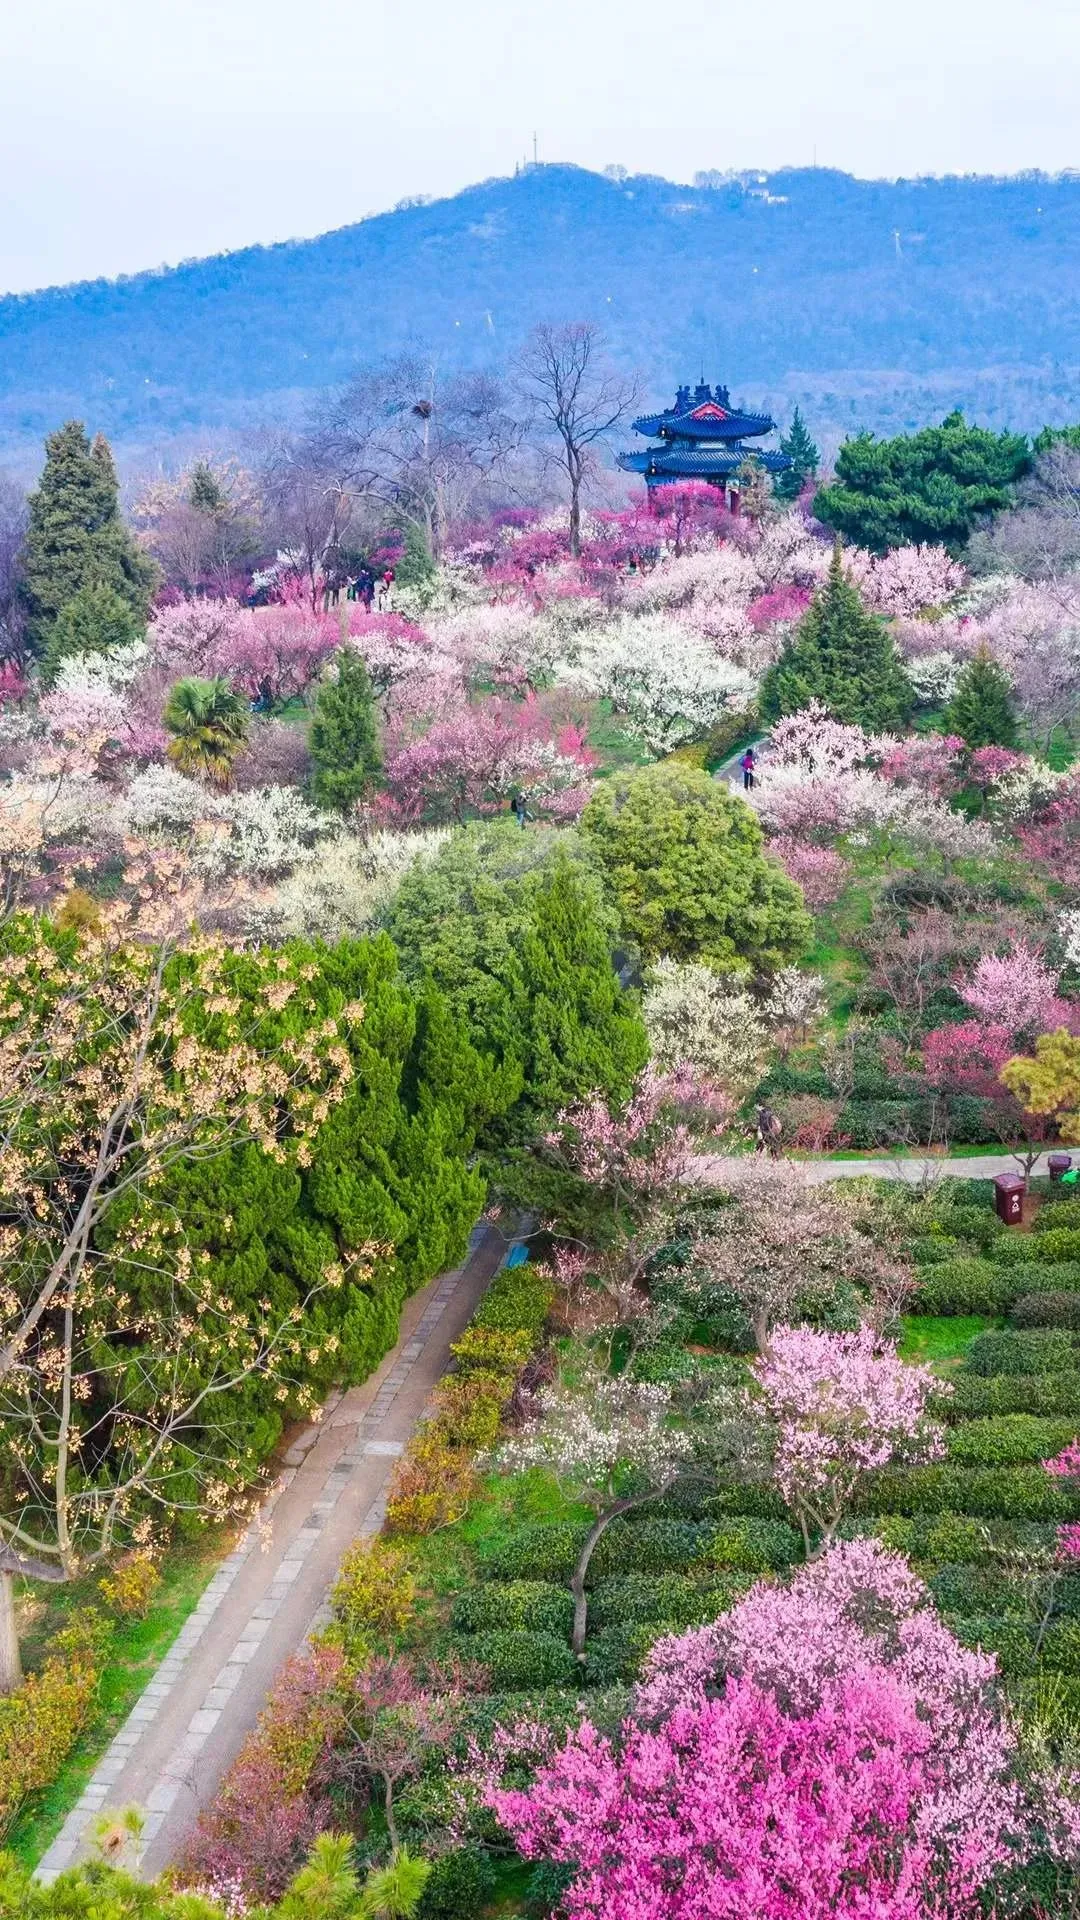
[3,0,1078,294]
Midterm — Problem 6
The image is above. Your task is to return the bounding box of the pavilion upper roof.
[632,381,777,442]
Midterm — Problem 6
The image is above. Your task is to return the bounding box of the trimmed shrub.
[929,1564,1036,1616]
[949,1373,1080,1418]
[1010,1292,1080,1330]
[480,1522,586,1585]
[585,1619,683,1684]
[857,1464,1079,1521]
[589,1571,754,1630]
[947,1615,1039,1678]
[0,1611,108,1840]
[698,1518,802,1574]
[590,1518,712,1578]
[449,1325,533,1377]
[996,1229,1080,1265]
[463,1630,578,1689]
[854,1513,1059,1562]
[417,1848,498,1920]
[98,1551,161,1619]
[384,1428,477,1536]
[912,1260,1016,1316]
[451,1582,574,1638]
[473,1263,555,1341]
[1041,1619,1080,1676]
[923,1204,1004,1251]
[329,1537,415,1653]
[964,1328,1077,1376]
[945,1414,1080,1466]
[1035,1200,1080,1234]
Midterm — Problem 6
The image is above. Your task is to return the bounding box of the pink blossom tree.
[768,838,850,909]
[753,1324,946,1554]
[957,943,1078,1040]
[383,700,594,824]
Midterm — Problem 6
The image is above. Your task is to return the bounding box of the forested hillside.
[2,164,1080,458]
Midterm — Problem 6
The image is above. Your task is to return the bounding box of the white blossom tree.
[495,1369,692,1655]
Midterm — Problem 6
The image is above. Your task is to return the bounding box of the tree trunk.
[383,1773,399,1852]
[570,1495,658,1658]
[0,1571,22,1695]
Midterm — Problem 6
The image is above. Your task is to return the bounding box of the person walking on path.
[755,1103,782,1158]
[740,747,757,791]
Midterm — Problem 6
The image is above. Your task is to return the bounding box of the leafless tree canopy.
[515,323,640,555]
[316,353,521,558]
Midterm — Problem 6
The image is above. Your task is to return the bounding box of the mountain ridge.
[3,163,1080,463]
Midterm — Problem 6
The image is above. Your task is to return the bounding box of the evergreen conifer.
[21,422,158,654]
[775,406,820,502]
[40,580,142,686]
[760,541,913,731]
[309,649,383,812]
[945,645,1019,750]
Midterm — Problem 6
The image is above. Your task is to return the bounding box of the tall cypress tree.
[945,645,1019,750]
[21,422,158,655]
[309,648,383,812]
[760,540,913,730]
[774,406,820,502]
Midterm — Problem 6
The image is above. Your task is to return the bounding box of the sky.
[3,0,1079,295]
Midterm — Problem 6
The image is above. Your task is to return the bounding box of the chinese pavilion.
[617,381,791,508]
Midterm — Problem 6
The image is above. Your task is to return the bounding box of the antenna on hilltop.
[533,131,538,166]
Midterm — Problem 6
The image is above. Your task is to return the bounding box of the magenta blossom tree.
[753,1325,946,1555]
[494,1539,1029,1920]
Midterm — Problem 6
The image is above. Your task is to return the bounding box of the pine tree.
[774,406,820,503]
[760,540,913,731]
[310,649,383,812]
[395,519,436,591]
[188,460,227,513]
[945,645,1019,750]
[21,422,158,655]
[40,580,142,687]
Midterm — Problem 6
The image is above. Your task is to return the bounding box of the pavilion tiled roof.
[618,446,791,477]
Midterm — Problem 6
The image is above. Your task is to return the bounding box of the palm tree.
[162,675,249,787]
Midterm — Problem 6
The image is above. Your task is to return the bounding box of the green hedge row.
[472,1263,555,1341]
[850,1513,1059,1562]
[480,1514,801,1584]
[589,1571,754,1630]
[1010,1292,1080,1330]
[996,1228,1080,1265]
[855,1464,1080,1521]
[1034,1200,1080,1234]
[461,1629,578,1689]
[913,1260,1080,1315]
[945,1414,1080,1465]
[948,1373,1080,1419]
[451,1581,573,1638]
[948,1616,1080,1679]
[964,1328,1079,1376]
[929,1563,1078,1616]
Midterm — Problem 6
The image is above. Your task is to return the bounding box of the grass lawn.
[898,1314,999,1373]
[7,1534,230,1868]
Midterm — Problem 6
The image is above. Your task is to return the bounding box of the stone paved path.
[36,1221,505,1884]
[695,1150,1065,1186]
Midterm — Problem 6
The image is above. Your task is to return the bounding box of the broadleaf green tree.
[814,411,1031,552]
[20,422,158,655]
[774,406,820,503]
[579,762,812,972]
[310,649,383,812]
[944,645,1019,750]
[759,542,914,731]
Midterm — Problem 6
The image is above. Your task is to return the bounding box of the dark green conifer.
[945,645,1019,750]
[774,406,820,502]
[309,649,383,812]
[21,422,158,655]
[760,540,913,731]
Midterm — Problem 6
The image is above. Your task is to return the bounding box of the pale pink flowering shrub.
[957,944,1078,1039]
[384,700,594,824]
[846,544,966,618]
[921,1020,1015,1097]
[769,838,850,908]
[878,735,966,798]
[769,700,893,776]
[753,1324,947,1551]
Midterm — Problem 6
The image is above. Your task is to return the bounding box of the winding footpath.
[36,1221,505,1885]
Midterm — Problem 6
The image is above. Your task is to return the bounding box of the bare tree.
[516,324,639,556]
[257,433,358,610]
[318,353,521,559]
[0,474,27,662]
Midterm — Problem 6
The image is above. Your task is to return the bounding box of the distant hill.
[3,164,1080,465]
